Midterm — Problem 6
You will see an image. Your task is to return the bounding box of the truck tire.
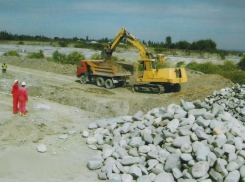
[80,75,87,84]
[105,79,115,89]
[96,77,105,87]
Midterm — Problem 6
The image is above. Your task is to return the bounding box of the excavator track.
[133,84,165,94]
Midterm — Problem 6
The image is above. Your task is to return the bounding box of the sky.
[0,0,245,51]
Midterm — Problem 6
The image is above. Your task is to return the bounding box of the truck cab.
[76,61,88,76]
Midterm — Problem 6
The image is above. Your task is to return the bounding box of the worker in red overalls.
[11,80,19,114]
[18,82,28,116]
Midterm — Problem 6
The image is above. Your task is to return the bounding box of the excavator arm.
[124,32,154,59]
[102,28,164,63]
[103,28,153,60]
[102,28,127,60]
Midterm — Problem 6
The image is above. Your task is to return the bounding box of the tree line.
[143,36,217,52]
[0,30,242,56]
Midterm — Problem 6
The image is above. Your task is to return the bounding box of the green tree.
[166,36,172,48]
[189,39,216,51]
[170,43,176,49]
[73,37,78,41]
[176,41,190,49]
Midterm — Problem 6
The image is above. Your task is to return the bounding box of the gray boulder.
[154,172,174,182]
[191,161,209,178]
[165,154,181,172]
[87,160,103,170]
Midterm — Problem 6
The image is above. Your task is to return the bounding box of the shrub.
[3,50,20,57]
[119,58,126,62]
[111,56,119,62]
[154,48,164,54]
[156,61,165,69]
[26,50,45,59]
[238,55,245,71]
[186,61,219,74]
[219,51,225,60]
[222,61,237,71]
[66,51,85,65]
[176,61,185,68]
[18,41,24,45]
[155,60,175,69]
[59,41,68,47]
[91,53,101,60]
[52,50,66,63]
[162,61,175,68]
[91,43,104,50]
[186,60,245,84]
[217,70,245,84]
[74,44,85,48]
[75,43,104,50]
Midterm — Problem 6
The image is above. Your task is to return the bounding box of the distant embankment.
[117,47,222,59]
[163,49,221,59]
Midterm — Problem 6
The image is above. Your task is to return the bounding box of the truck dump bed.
[86,60,134,77]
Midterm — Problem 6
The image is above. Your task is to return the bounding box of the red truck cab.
[76,61,88,76]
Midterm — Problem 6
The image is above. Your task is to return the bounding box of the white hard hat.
[14,80,18,83]
[22,82,26,86]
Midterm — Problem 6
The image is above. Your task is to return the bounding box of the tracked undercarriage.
[132,83,181,94]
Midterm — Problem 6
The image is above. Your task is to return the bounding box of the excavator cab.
[137,59,156,79]
[156,54,165,63]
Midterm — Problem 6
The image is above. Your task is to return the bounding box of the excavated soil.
[0,55,234,182]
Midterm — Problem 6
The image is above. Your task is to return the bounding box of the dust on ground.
[0,55,234,182]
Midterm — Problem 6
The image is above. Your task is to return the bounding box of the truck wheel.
[96,77,105,87]
[80,75,87,84]
[105,79,115,89]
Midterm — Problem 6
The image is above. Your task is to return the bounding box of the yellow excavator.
[102,28,187,93]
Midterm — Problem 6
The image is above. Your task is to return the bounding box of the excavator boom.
[103,28,154,60]
[103,28,126,59]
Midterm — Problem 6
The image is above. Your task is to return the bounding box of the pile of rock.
[85,87,245,182]
[204,84,245,122]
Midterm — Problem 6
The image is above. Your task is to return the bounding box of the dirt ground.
[0,55,234,182]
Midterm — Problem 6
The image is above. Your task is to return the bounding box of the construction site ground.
[0,56,234,182]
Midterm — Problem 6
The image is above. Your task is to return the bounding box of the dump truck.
[76,60,134,89]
